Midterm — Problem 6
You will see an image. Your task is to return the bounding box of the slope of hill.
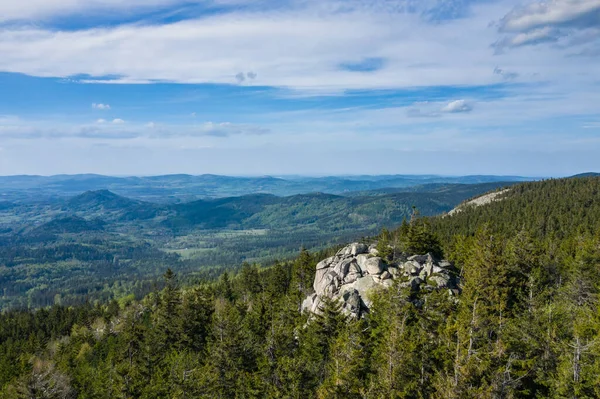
[0,181,516,310]
[67,189,141,211]
[31,216,106,235]
[2,176,599,398]
[433,176,600,242]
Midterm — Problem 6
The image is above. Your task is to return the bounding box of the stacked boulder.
[302,243,459,318]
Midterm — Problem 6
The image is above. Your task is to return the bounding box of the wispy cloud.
[0,2,525,91]
[0,119,269,140]
[495,0,600,50]
[92,103,111,110]
[441,99,473,113]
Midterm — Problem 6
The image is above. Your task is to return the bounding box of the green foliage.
[2,176,600,398]
[0,182,506,310]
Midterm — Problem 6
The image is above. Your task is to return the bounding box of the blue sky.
[0,0,599,176]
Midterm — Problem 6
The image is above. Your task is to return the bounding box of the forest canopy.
[1,177,600,398]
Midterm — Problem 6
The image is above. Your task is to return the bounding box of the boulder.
[316,256,335,270]
[428,274,451,288]
[352,276,378,307]
[356,254,370,272]
[408,254,427,263]
[387,266,400,277]
[351,243,368,256]
[365,257,385,275]
[305,243,456,318]
[333,258,355,278]
[315,270,340,296]
[302,294,316,313]
[404,260,422,275]
[408,253,436,264]
[344,260,363,284]
[339,288,362,317]
[432,265,445,274]
[313,268,330,294]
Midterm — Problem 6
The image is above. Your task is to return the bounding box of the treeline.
[2,177,600,398]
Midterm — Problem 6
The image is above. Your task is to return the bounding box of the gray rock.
[343,272,360,285]
[365,257,385,275]
[369,247,380,256]
[422,261,434,277]
[404,260,422,275]
[408,253,436,264]
[340,288,362,317]
[351,243,368,256]
[432,265,445,274]
[356,254,370,272]
[301,294,316,313]
[352,276,379,307]
[316,256,335,270]
[408,254,427,263]
[428,274,451,288]
[387,266,400,277]
[315,270,340,297]
[307,244,456,318]
[336,245,352,258]
[333,258,355,278]
[313,268,329,294]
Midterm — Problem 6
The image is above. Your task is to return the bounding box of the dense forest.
[0,182,513,310]
[1,176,600,398]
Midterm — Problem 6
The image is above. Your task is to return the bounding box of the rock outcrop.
[302,243,459,318]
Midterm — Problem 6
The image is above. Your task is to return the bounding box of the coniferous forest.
[2,176,600,398]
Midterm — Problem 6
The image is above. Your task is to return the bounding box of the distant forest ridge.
[0,173,535,202]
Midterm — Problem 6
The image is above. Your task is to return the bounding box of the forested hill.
[433,176,600,241]
[2,176,600,398]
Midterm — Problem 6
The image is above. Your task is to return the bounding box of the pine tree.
[292,247,315,297]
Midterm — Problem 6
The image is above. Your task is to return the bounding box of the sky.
[0,0,599,176]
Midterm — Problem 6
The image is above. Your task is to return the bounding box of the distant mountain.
[163,182,519,231]
[0,173,533,202]
[571,172,600,178]
[64,190,165,220]
[67,189,141,211]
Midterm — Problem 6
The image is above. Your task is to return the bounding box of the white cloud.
[196,122,269,137]
[499,0,600,32]
[441,99,473,113]
[496,0,600,49]
[92,103,111,110]
[0,3,516,91]
[0,0,255,22]
[0,118,268,140]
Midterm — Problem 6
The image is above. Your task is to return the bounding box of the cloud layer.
[495,0,600,50]
[0,0,599,175]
